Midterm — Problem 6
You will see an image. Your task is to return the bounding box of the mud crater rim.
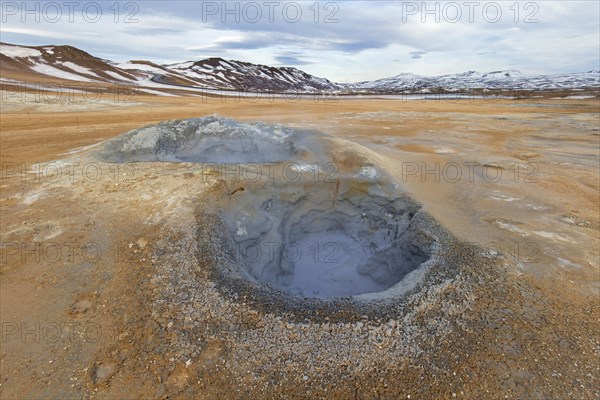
[94,117,461,315]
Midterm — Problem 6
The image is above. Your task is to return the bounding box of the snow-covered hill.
[347,69,600,92]
[0,42,140,82]
[0,43,339,93]
[1,42,598,95]
[165,58,341,92]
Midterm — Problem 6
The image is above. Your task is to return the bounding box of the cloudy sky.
[1,1,598,81]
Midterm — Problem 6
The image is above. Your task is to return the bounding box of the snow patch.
[30,63,94,82]
[1,44,41,58]
[61,61,99,77]
[104,70,135,81]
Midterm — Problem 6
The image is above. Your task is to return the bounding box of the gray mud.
[95,115,329,164]
[218,180,432,298]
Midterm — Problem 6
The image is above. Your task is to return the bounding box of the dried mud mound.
[95,115,328,164]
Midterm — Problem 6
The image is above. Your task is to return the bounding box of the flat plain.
[1,90,599,399]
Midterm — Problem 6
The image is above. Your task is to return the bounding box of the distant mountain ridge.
[348,69,600,92]
[1,42,598,95]
[0,42,340,92]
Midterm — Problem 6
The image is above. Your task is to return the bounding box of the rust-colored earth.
[1,89,598,399]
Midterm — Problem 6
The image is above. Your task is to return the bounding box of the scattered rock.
[91,361,117,386]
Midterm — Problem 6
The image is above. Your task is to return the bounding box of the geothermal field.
[0,2,599,396]
[1,89,598,399]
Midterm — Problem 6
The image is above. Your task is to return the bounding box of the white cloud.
[1,1,598,81]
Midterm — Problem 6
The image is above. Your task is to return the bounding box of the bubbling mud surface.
[219,180,433,298]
